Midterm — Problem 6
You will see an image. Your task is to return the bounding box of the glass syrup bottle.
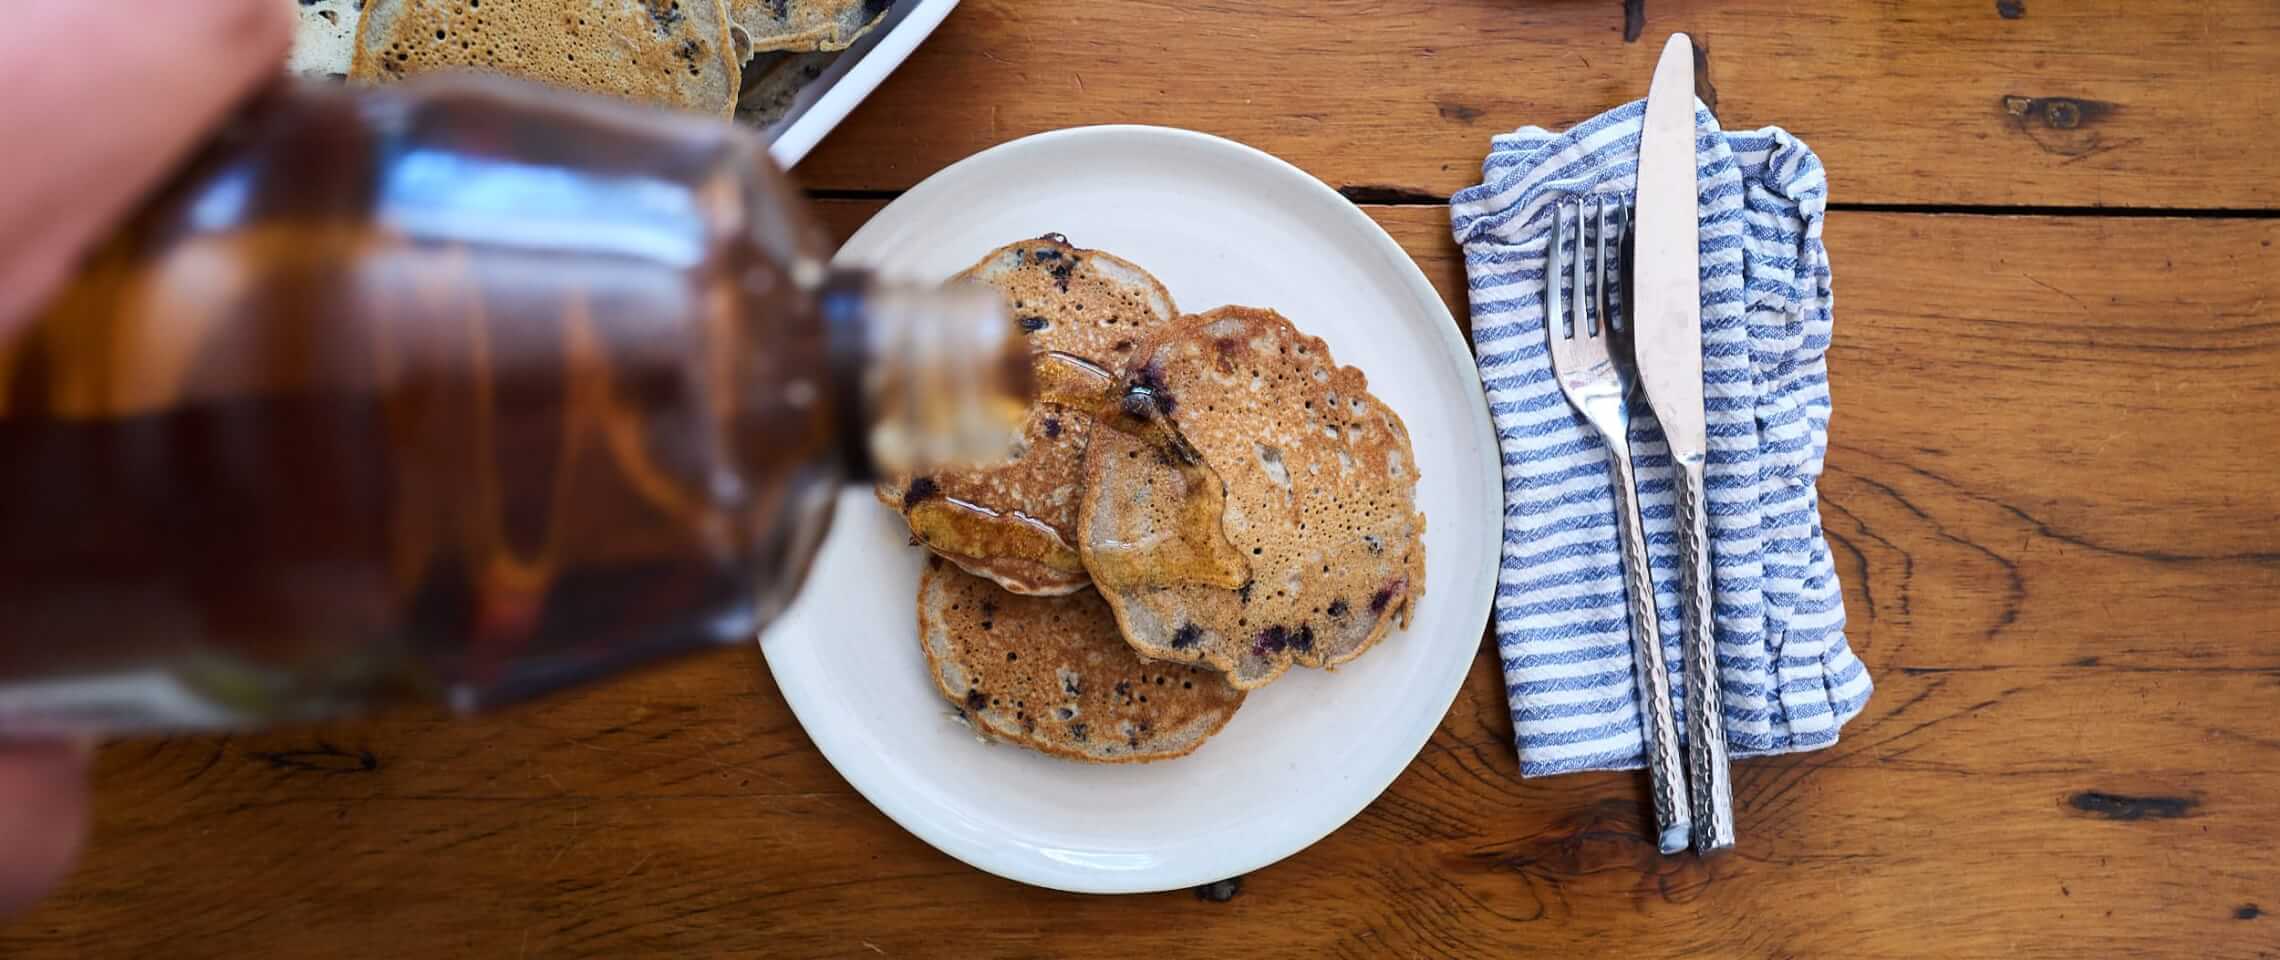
[0,74,1027,733]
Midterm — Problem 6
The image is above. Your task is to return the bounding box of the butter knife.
[1632,31,1736,854]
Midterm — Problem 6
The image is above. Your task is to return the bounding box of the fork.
[1544,197,1691,855]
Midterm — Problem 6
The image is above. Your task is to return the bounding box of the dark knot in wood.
[2000,95,2119,157]
[249,741,380,774]
[2064,790,2198,821]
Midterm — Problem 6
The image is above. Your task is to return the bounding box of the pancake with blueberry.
[729,0,891,55]
[917,558,1245,763]
[879,235,1179,596]
[1078,306,1425,689]
[351,0,743,117]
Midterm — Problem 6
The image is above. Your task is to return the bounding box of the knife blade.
[1631,31,1736,854]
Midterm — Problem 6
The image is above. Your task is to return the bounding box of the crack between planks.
[1830,201,2280,219]
[813,186,2280,218]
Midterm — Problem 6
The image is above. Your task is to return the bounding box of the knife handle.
[1607,443,1691,854]
[1675,462,1737,852]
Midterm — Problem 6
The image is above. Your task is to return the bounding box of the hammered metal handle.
[1675,462,1736,852]
[1609,447,1692,854]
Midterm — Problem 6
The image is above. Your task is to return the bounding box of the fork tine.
[1593,197,1613,338]
[1606,201,1627,333]
[1569,201,1587,340]
[1548,202,1569,339]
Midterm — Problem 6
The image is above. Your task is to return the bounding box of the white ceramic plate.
[761,126,1500,893]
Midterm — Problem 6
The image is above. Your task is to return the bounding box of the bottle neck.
[815,268,1031,483]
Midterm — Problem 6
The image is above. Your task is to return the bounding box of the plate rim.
[765,123,1501,893]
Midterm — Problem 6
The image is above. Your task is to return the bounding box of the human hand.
[0,0,293,332]
[0,742,92,917]
[0,0,292,917]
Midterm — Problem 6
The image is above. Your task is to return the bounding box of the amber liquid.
[0,78,848,728]
[1021,351,1248,591]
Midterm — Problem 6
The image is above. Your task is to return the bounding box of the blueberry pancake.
[879,235,1180,596]
[917,559,1246,763]
[351,0,743,118]
[1079,306,1426,689]
[729,0,891,55]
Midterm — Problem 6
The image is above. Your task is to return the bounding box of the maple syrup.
[1044,351,1249,593]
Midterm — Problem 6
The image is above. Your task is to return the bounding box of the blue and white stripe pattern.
[1450,100,1872,777]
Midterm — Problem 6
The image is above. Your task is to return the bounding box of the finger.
[0,740,93,918]
[0,0,294,328]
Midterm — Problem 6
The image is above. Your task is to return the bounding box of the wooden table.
[10,1,2280,956]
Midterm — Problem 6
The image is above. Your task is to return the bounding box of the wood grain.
[8,206,2276,959]
[793,0,2280,208]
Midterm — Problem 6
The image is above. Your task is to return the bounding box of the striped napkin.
[1448,100,1872,777]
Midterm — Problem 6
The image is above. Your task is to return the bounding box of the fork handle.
[1675,462,1737,852]
[1607,446,1691,854]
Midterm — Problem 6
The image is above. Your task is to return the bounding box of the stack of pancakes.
[889,236,1427,763]
[334,0,895,119]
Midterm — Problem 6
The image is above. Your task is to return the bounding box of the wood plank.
[7,209,2277,958]
[791,0,2280,209]
[14,662,2280,959]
